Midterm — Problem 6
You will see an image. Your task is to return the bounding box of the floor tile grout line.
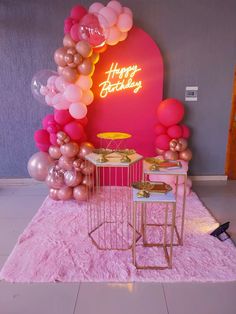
[73,282,81,314]
[162,284,170,314]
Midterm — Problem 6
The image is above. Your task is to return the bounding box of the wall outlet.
[185,86,198,101]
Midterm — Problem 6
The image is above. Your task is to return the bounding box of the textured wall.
[0,0,236,177]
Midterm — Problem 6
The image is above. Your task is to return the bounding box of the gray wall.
[0,0,235,177]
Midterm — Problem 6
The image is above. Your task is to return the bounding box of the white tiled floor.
[0,180,236,314]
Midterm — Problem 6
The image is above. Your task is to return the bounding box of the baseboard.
[0,175,228,186]
[190,175,228,181]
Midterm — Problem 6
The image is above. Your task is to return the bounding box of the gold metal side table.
[132,187,176,270]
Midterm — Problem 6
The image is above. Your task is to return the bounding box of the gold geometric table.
[85,151,143,251]
[143,159,187,246]
[132,187,176,270]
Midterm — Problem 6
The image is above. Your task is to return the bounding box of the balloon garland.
[28,1,134,201]
[28,1,193,200]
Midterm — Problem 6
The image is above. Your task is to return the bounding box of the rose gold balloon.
[62,66,78,82]
[27,152,54,181]
[156,148,165,156]
[57,131,67,140]
[175,143,183,152]
[82,176,94,189]
[60,142,79,158]
[81,162,95,175]
[63,34,75,47]
[179,148,193,161]
[73,184,88,201]
[73,158,83,171]
[49,188,59,200]
[46,171,64,189]
[78,59,94,75]
[54,47,67,67]
[64,170,83,187]
[74,53,83,65]
[58,156,74,171]
[164,150,179,161]
[178,138,188,152]
[78,142,94,159]
[57,66,64,76]
[67,47,77,55]
[64,53,74,64]
[58,186,73,200]
[49,146,62,159]
[169,139,178,151]
[89,52,99,64]
[75,41,92,58]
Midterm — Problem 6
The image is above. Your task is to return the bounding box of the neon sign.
[99,62,142,98]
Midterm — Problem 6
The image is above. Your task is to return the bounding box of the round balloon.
[157,98,185,127]
[27,152,54,181]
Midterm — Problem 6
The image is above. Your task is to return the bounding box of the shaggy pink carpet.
[1,191,236,282]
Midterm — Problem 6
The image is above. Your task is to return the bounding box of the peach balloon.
[64,84,83,102]
[76,75,93,90]
[119,31,128,42]
[81,90,94,105]
[106,26,121,45]
[117,13,133,32]
[75,41,92,58]
[63,34,75,47]
[123,7,133,18]
[88,2,104,14]
[107,1,123,15]
[99,7,118,27]
[62,67,78,83]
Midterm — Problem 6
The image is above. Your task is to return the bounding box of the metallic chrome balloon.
[63,34,76,48]
[73,158,83,171]
[49,188,59,200]
[164,150,179,161]
[78,142,94,159]
[58,156,74,171]
[80,162,95,175]
[46,170,64,189]
[58,186,73,200]
[60,142,79,158]
[75,41,92,58]
[27,152,54,181]
[64,170,83,187]
[178,138,188,152]
[179,148,193,161]
[73,184,88,201]
[169,139,178,151]
[82,176,94,189]
[49,146,62,159]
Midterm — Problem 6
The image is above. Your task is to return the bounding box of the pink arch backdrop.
[87,27,164,157]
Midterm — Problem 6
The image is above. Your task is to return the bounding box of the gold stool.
[132,188,176,270]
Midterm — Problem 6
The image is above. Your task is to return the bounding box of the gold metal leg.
[180,174,187,245]
[169,202,176,268]
[132,202,137,266]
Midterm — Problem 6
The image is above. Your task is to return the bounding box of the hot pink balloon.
[155,134,171,150]
[69,102,87,119]
[155,123,167,136]
[54,109,74,125]
[157,98,185,127]
[64,17,73,34]
[181,124,191,139]
[167,125,183,139]
[64,84,83,102]
[42,114,55,129]
[34,129,50,145]
[64,121,84,141]
[117,13,133,32]
[70,23,80,42]
[70,5,87,21]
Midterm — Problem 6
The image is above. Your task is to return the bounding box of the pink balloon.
[64,84,83,102]
[36,143,50,152]
[70,23,80,42]
[27,152,54,181]
[117,13,133,32]
[69,102,87,119]
[76,75,93,90]
[55,76,69,92]
[155,134,171,150]
[181,124,191,139]
[64,170,83,187]
[107,1,123,15]
[54,109,74,126]
[81,90,94,105]
[122,7,133,18]
[70,5,87,21]
[119,31,128,42]
[99,7,118,27]
[64,17,73,34]
[157,98,185,127]
[167,125,183,139]
[76,116,88,127]
[88,2,104,14]
[52,93,70,110]
[58,156,74,171]
[49,188,59,200]
[155,123,167,136]
[73,184,88,201]
[106,26,121,45]
[64,121,85,141]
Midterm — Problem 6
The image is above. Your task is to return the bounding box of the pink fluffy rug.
[1,191,236,283]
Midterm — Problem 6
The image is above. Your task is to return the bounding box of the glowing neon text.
[99,62,142,98]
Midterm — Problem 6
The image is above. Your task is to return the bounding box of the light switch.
[185,86,198,101]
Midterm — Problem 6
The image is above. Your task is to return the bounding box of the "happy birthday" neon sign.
[99,62,142,98]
